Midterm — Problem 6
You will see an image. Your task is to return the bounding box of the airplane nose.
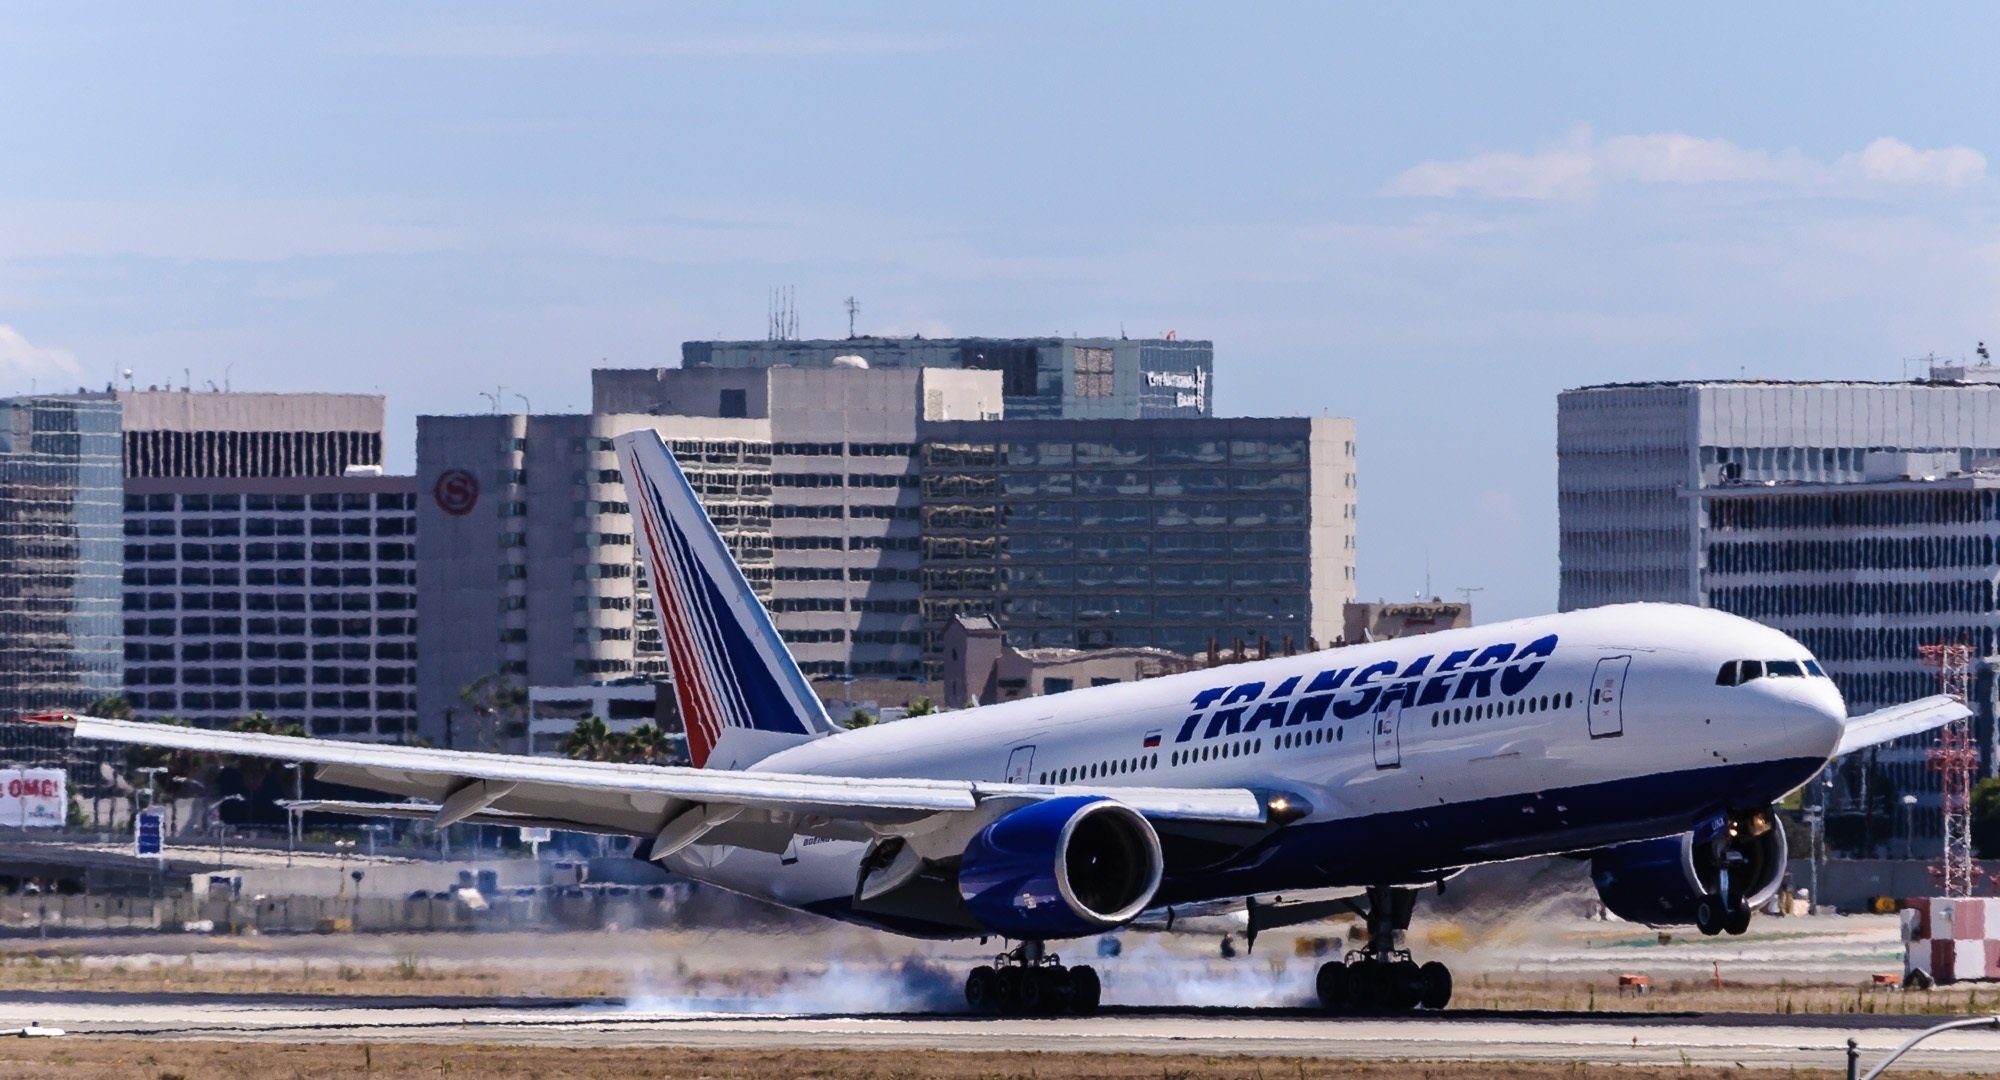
[1786,682,1847,761]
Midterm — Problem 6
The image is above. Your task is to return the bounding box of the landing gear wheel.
[1387,960,1424,1009]
[1724,904,1752,936]
[1694,895,1724,937]
[1069,965,1102,1015]
[1418,961,1453,1010]
[1316,961,1351,1011]
[1019,967,1054,1015]
[964,966,996,1012]
[993,967,1022,1014]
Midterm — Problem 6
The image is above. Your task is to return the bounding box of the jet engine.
[956,795,1164,939]
[1589,808,1787,933]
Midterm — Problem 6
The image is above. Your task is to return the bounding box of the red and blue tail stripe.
[617,430,834,768]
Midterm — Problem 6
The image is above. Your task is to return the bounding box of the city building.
[1702,472,2000,842]
[117,390,384,478]
[680,335,1212,420]
[121,474,418,740]
[526,683,677,758]
[594,365,1002,681]
[940,615,1191,709]
[1558,374,2000,611]
[1342,600,1473,643]
[0,394,123,724]
[916,416,1356,664]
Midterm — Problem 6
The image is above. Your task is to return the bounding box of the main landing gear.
[1315,885,1452,1012]
[963,941,1101,1016]
[1694,823,1756,937]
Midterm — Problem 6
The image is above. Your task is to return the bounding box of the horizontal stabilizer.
[1836,694,1971,756]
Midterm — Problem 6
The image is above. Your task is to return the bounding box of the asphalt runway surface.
[5,992,1998,1072]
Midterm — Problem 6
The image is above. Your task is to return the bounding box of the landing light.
[1260,791,1311,825]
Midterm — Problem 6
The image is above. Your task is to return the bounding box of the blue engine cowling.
[957,795,1163,939]
[1590,810,1788,926]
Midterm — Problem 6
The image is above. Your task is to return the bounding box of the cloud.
[1849,137,1987,188]
[0,326,84,382]
[346,27,964,60]
[1386,128,1985,199]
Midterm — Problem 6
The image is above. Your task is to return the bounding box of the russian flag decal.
[1142,729,1162,748]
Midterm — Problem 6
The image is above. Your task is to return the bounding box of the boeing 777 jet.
[28,430,1966,1016]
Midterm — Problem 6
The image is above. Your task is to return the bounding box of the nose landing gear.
[963,941,1101,1016]
[1315,885,1453,1012]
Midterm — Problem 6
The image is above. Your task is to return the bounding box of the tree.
[845,708,877,730]
[621,722,673,764]
[458,673,528,751]
[560,715,613,761]
[88,695,132,720]
[905,697,935,718]
[1973,777,2000,859]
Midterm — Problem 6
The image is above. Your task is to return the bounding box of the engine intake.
[957,796,1163,939]
[1590,808,1788,927]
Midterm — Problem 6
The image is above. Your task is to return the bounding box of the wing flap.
[27,714,1269,827]
[1836,694,1972,756]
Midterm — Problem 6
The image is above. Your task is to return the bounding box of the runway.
[4,993,1997,1072]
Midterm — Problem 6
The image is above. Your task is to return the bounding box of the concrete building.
[1341,600,1473,644]
[1702,474,2000,842]
[117,390,384,478]
[680,335,1212,420]
[0,395,123,724]
[121,475,418,740]
[415,411,772,750]
[526,683,676,758]
[916,416,1356,664]
[940,615,1190,709]
[1558,373,2000,610]
[595,365,1003,680]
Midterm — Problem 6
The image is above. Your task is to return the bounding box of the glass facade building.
[916,417,1354,665]
[682,336,1212,421]
[0,395,123,723]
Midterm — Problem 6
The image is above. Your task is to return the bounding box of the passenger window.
[1715,661,1739,687]
[1739,660,1764,681]
[1767,660,1804,678]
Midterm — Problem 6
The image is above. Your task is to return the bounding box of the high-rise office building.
[117,390,384,478]
[0,394,123,723]
[916,416,1356,663]
[681,335,1211,420]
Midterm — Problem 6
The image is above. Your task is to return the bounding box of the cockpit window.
[1738,659,1763,681]
[1715,661,1740,687]
[1766,659,1805,678]
[1804,659,1825,677]
[1720,657,1825,686]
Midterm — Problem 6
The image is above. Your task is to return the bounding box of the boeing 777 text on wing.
[26,430,1966,1016]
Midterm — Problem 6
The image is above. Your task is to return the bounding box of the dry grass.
[0,1041,1900,1079]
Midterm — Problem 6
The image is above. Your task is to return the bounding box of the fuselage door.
[1005,744,1037,783]
[1373,700,1402,769]
[1588,656,1631,738]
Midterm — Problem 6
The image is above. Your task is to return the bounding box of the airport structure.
[1558,367,2000,844]
[0,394,123,725]
[681,334,1212,420]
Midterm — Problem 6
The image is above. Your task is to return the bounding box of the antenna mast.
[845,296,861,339]
[767,287,798,341]
[1917,640,1981,897]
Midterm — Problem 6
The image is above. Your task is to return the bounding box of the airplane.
[25,429,1969,1017]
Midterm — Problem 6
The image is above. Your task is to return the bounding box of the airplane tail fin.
[615,430,836,769]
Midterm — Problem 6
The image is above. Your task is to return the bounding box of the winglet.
[16,713,78,728]
[615,429,835,769]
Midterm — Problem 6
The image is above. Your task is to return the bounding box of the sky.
[5,3,2000,620]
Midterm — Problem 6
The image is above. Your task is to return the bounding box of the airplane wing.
[1835,694,1972,757]
[24,713,1278,853]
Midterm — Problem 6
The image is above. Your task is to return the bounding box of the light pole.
[283,763,302,865]
[1901,794,1919,861]
[209,794,244,869]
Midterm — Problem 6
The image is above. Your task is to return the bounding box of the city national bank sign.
[1144,369,1208,411]
[0,769,65,827]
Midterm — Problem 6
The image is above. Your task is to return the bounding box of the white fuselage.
[666,603,1846,932]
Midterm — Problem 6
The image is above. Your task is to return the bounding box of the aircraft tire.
[994,967,1022,1014]
[1388,960,1424,1009]
[1724,904,1752,936]
[1315,961,1351,1011]
[1694,896,1724,937]
[1069,965,1102,1014]
[1418,961,1453,1009]
[965,966,997,1012]
[1019,967,1051,1014]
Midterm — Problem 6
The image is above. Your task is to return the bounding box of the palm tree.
[845,707,877,729]
[560,715,613,761]
[905,697,936,717]
[622,722,672,763]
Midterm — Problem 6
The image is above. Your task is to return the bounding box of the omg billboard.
[0,769,67,828]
